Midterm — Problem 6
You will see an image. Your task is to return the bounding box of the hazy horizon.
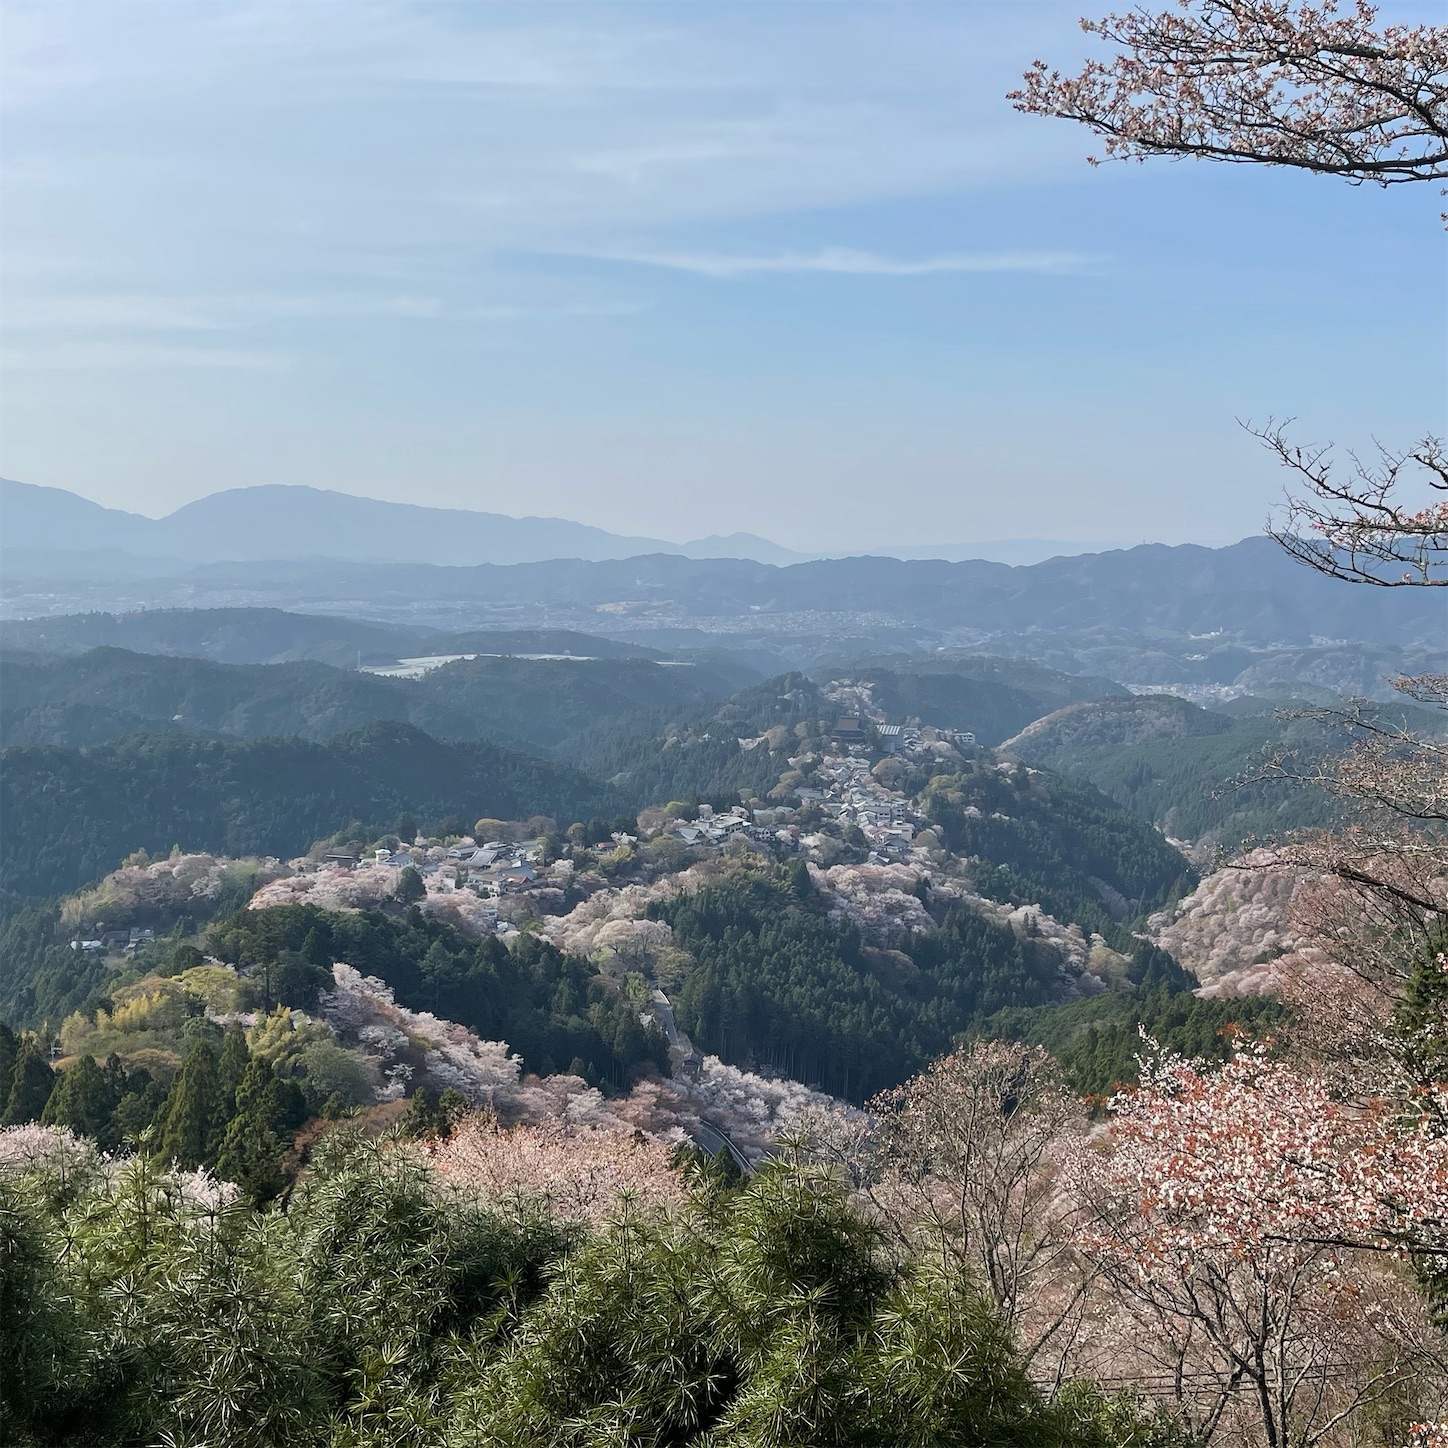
[5,474,1229,563]
[2,1,1442,554]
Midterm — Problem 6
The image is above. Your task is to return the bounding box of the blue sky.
[1,0,1443,552]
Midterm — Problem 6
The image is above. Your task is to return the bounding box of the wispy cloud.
[0,341,284,371]
[0,293,446,331]
[1,292,647,334]
[562,247,1095,279]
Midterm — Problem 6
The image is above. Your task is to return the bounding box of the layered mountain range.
[1,478,802,567]
[2,478,1112,569]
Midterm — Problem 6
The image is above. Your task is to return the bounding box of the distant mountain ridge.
[1,478,1180,568]
[3,538,1442,654]
[997,695,1235,758]
[50,539,1439,647]
[1,478,713,566]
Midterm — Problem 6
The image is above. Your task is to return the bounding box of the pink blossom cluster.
[0,1122,95,1175]
[809,863,935,942]
[249,865,400,913]
[1085,1043,1448,1269]
[1012,1,1448,187]
[1150,849,1319,995]
[310,957,846,1159]
[61,851,290,930]
[806,862,1102,987]
[416,889,501,937]
[428,1114,688,1225]
[487,1055,842,1167]
[667,1055,846,1162]
[319,964,522,1104]
[249,864,505,937]
[539,870,711,956]
[0,1124,237,1209]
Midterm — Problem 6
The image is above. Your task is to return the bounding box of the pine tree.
[153,1037,223,1170]
[419,938,457,1011]
[216,1058,306,1206]
[110,1073,168,1149]
[40,1054,115,1139]
[1395,936,1448,1085]
[302,927,330,968]
[217,1029,250,1114]
[1,1036,56,1126]
[273,949,330,1009]
[401,1087,441,1138]
[436,1086,468,1134]
[0,1021,18,1095]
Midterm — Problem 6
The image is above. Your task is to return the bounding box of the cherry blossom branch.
[1254,422,1448,587]
[1010,1,1448,194]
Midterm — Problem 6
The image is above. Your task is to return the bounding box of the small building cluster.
[72,926,155,955]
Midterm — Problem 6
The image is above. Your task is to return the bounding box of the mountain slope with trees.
[0,722,619,900]
[0,608,664,668]
[1004,701,1350,847]
[7,536,1443,650]
[999,694,1234,757]
[0,646,746,754]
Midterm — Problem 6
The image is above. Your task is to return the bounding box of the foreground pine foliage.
[0,1131,1189,1448]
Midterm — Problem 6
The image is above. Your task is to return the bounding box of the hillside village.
[267,685,981,940]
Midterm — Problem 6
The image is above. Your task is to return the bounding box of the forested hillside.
[562,660,1131,803]
[1005,700,1345,846]
[920,763,1195,944]
[0,722,618,900]
[564,674,829,803]
[0,607,429,667]
[213,904,669,1087]
[0,606,678,667]
[983,953,1284,1098]
[999,694,1234,756]
[0,646,745,754]
[833,655,1128,745]
[663,860,1073,1100]
[0,648,434,748]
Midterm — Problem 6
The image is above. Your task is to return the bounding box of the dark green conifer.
[217,1029,250,1112]
[1,1036,57,1126]
[436,1086,468,1133]
[1395,937,1448,1083]
[107,1064,164,1148]
[215,1057,305,1205]
[0,1021,19,1095]
[153,1037,222,1170]
[40,1054,115,1139]
[273,948,330,1008]
[401,1087,441,1138]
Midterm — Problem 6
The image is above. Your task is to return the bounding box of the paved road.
[649,987,752,1174]
[691,1119,752,1175]
[649,988,688,1052]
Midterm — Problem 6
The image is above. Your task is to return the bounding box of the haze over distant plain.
[1,1,1442,554]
